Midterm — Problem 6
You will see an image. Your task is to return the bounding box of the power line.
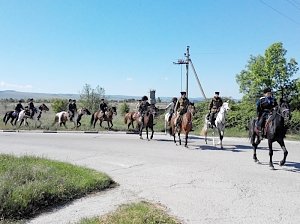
[286,0,300,11]
[260,0,300,25]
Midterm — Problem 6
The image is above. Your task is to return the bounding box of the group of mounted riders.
[163,87,277,141]
[7,86,277,139]
[12,98,38,120]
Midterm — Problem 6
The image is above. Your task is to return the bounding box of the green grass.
[78,201,181,224]
[0,154,114,221]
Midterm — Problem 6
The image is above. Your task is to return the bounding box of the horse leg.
[268,139,275,169]
[184,133,188,147]
[178,132,181,145]
[146,127,149,141]
[212,128,215,146]
[277,139,288,166]
[150,127,154,140]
[218,128,224,149]
[139,124,144,139]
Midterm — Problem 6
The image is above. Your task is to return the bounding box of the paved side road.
[0,131,300,224]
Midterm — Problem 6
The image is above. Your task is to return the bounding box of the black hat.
[29,98,33,101]
[215,92,220,95]
[180,91,186,95]
[142,95,148,101]
[18,100,22,103]
[101,98,105,101]
[73,99,76,102]
[172,97,177,102]
[263,87,272,93]
[69,99,72,102]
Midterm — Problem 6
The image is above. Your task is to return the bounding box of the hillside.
[0,90,203,102]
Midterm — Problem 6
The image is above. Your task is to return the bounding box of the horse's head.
[81,107,91,115]
[221,101,230,112]
[278,98,290,122]
[188,103,196,115]
[111,106,117,115]
[40,104,49,111]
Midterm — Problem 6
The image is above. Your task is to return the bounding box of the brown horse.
[139,106,157,140]
[124,111,140,129]
[90,106,117,129]
[169,103,195,147]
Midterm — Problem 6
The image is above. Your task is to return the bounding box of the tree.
[51,99,68,113]
[79,84,105,112]
[236,42,299,101]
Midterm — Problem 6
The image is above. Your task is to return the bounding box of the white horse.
[164,112,173,134]
[18,104,49,127]
[202,101,230,149]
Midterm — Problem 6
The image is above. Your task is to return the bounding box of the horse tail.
[200,119,208,136]
[3,112,8,122]
[90,113,95,125]
[124,114,128,124]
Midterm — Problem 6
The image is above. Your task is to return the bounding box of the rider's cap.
[142,95,148,101]
[180,91,186,95]
[69,99,72,102]
[73,99,76,102]
[215,92,220,95]
[172,97,177,102]
[101,98,105,101]
[263,87,272,93]
[18,100,22,103]
[29,98,33,101]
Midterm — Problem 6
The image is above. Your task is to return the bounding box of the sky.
[0,0,300,99]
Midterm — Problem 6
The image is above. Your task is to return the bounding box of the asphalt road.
[1,131,300,224]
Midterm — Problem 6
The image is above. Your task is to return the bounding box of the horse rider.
[28,98,37,118]
[208,91,223,127]
[68,99,76,121]
[174,91,190,128]
[138,95,151,125]
[14,100,24,117]
[99,98,108,119]
[165,97,177,123]
[256,87,278,139]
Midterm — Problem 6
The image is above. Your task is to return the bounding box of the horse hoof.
[279,161,285,166]
[140,137,143,140]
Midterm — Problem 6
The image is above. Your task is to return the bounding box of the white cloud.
[162,77,168,81]
[126,77,133,81]
[0,81,33,91]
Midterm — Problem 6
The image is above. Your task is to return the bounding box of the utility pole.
[173,46,207,99]
[173,46,190,98]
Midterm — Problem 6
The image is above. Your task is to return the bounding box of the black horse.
[3,111,19,126]
[249,99,290,169]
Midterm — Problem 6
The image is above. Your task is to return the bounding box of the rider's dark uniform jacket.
[15,103,24,113]
[29,102,35,110]
[209,97,223,113]
[176,97,190,115]
[256,96,278,117]
[139,101,150,115]
[99,102,108,113]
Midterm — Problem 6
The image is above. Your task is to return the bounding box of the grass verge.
[78,201,181,224]
[0,154,114,221]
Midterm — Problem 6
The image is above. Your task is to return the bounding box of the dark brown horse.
[124,111,140,129]
[139,106,157,140]
[169,103,195,147]
[90,106,117,129]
